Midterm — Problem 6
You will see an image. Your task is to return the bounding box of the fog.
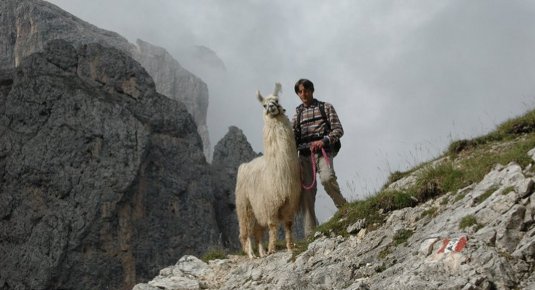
[47,0,535,222]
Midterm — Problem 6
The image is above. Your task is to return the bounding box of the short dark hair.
[294,79,314,94]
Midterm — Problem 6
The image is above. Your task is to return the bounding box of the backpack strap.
[295,104,304,145]
[317,101,331,135]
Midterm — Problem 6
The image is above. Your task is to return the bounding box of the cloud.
[47,0,535,221]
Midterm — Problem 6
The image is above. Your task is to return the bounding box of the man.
[292,78,348,237]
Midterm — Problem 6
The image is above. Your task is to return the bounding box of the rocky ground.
[134,149,535,290]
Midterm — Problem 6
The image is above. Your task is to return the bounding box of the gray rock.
[135,157,535,290]
[211,126,259,249]
[134,39,211,159]
[0,0,211,159]
[0,40,219,290]
[347,219,367,234]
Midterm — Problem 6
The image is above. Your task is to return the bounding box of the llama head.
[257,83,285,117]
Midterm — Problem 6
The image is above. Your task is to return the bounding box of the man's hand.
[309,140,324,152]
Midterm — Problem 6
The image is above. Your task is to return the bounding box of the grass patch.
[201,247,227,262]
[378,246,392,259]
[393,229,414,245]
[454,193,466,203]
[385,170,411,185]
[474,186,498,205]
[315,108,535,241]
[415,162,465,199]
[421,207,438,218]
[291,239,311,258]
[448,108,535,156]
[459,215,482,230]
[502,186,515,195]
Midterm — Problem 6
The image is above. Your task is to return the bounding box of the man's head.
[294,79,314,107]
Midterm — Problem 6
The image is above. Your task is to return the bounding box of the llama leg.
[284,220,294,252]
[254,225,266,257]
[267,222,278,254]
[240,214,257,259]
[245,237,256,259]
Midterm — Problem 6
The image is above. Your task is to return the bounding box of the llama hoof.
[247,252,257,259]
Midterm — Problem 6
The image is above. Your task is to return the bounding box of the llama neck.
[263,115,297,160]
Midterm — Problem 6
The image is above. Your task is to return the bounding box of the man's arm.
[324,102,344,144]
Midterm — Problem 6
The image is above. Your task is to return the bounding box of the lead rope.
[301,147,332,190]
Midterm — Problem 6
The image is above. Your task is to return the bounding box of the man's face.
[297,84,313,106]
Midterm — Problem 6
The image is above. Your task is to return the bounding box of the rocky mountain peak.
[212,126,258,168]
[211,126,260,249]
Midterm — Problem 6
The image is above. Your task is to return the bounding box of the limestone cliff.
[0,0,211,158]
[0,40,219,290]
[133,39,211,160]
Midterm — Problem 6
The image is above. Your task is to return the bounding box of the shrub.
[393,229,414,245]
[201,247,227,262]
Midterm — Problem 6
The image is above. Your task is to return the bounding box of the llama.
[235,83,301,258]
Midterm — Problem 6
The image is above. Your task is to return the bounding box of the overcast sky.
[47,0,535,222]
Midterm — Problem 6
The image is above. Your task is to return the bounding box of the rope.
[301,147,331,190]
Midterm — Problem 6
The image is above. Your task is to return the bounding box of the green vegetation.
[421,207,438,218]
[459,215,481,230]
[502,186,515,195]
[385,170,410,185]
[378,246,392,260]
[474,186,498,205]
[393,229,414,245]
[201,247,227,262]
[439,196,449,205]
[314,108,535,238]
[454,193,466,203]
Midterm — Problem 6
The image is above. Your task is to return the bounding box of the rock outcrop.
[133,40,211,160]
[0,0,211,158]
[211,126,259,249]
[134,149,535,289]
[0,40,219,290]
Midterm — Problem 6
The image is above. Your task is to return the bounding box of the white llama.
[235,83,301,258]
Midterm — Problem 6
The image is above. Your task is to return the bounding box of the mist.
[47,0,535,221]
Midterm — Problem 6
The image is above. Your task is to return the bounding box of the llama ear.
[273,83,282,96]
[257,90,264,103]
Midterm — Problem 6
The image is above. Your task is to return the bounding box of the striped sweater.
[291,99,344,150]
